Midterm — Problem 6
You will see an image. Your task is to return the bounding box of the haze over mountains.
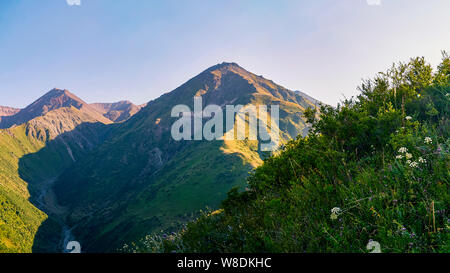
[0,63,320,253]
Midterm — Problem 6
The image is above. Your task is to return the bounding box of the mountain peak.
[160,62,318,112]
[48,88,69,94]
[0,88,111,128]
[204,62,273,83]
[28,88,85,112]
[44,88,81,101]
[204,62,244,73]
[215,61,241,68]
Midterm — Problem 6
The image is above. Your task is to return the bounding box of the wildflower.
[331,207,341,214]
[406,160,411,164]
[330,207,341,220]
[396,155,403,159]
[405,116,412,120]
[409,161,419,168]
[398,147,408,153]
[366,240,382,253]
[418,157,426,163]
[405,153,412,160]
[424,137,432,144]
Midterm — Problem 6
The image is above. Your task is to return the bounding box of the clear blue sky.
[0,0,449,108]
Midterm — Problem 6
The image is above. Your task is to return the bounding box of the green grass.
[58,140,254,252]
[0,110,112,253]
[0,125,48,252]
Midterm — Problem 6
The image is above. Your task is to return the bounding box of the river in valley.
[35,178,78,253]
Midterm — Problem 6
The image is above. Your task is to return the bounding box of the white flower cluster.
[409,161,419,168]
[424,137,432,144]
[405,116,412,120]
[418,157,426,163]
[396,147,426,168]
[330,207,342,220]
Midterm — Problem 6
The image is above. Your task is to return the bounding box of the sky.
[0,0,449,108]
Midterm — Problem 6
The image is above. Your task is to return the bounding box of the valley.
[0,89,118,252]
[33,177,77,253]
[1,0,447,256]
[0,63,318,252]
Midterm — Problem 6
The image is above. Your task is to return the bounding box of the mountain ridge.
[0,89,122,252]
[0,89,145,129]
[0,103,115,252]
[0,106,20,117]
[53,62,320,252]
[0,62,320,253]
[90,101,143,123]
[0,88,112,129]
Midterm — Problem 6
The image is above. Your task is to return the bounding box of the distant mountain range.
[0,106,20,124]
[90,101,146,123]
[0,106,20,117]
[0,89,143,129]
[0,63,320,253]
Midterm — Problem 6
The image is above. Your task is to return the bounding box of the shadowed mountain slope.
[53,62,320,252]
[0,90,116,252]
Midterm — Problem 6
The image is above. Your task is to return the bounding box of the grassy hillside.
[129,54,449,253]
[54,63,318,252]
[0,107,112,252]
[0,123,56,253]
